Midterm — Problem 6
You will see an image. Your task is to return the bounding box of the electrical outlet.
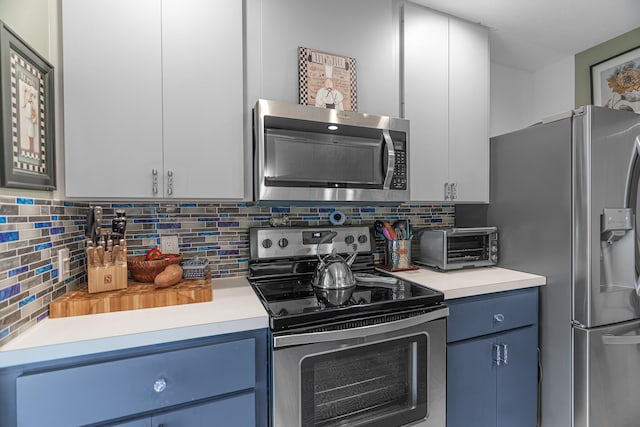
[58,248,70,280]
[161,235,179,255]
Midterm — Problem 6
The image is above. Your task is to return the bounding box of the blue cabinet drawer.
[447,287,538,343]
[16,338,256,427]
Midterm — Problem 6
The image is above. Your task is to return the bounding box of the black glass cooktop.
[250,273,444,331]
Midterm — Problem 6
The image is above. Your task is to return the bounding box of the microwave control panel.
[391,140,407,190]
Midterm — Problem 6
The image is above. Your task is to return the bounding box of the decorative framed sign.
[298,47,357,112]
[0,21,55,190]
[591,46,640,113]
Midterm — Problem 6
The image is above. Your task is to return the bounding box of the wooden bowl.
[127,254,183,283]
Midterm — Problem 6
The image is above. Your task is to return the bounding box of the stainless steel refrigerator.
[487,105,640,427]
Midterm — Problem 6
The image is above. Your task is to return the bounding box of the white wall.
[531,56,574,121]
[0,0,58,199]
[490,63,533,137]
[0,0,50,60]
[490,55,574,137]
[246,0,398,117]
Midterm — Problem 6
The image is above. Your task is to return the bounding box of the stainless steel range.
[248,226,448,427]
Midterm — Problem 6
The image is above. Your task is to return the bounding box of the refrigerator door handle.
[602,334,640,345]
[623,135,640,296]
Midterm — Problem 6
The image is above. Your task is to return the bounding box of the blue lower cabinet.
[447,335,497,427]
[114,392,256,427]
[2,329,268,427]
[446,288,539,427]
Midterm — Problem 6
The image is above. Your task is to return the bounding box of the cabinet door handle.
[493,343,502,366]
[450,182,458,200]
[167,170,174,196]
[494,313,505,322]
[152,169,158,194]
[444,182,451,200]
[502,343,508,365]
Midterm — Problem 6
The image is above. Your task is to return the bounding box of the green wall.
[575,27,640,108]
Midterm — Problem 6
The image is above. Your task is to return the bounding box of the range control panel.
[250,226,372,261]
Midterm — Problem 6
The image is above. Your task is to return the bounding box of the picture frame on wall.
[0,20,56,190]
[591,46,640,113]
[298,47,357,112]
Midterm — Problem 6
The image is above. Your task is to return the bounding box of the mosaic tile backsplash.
[0,198,454,346]
[0,197,87,347]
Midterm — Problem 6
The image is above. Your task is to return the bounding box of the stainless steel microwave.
[412,227,498,271]
[253,99,410,203]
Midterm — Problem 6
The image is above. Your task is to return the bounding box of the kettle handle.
[315,231,338,264]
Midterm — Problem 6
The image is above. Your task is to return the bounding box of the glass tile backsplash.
[0,198,453,346]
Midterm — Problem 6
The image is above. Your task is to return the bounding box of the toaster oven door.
[445,229,498,269]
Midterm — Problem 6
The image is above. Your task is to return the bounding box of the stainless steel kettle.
[312,231,358,290]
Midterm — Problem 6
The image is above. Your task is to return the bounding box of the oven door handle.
[273,306,449,349]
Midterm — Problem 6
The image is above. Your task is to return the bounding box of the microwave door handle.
[382,129,395,189]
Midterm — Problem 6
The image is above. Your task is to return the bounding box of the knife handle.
[86,247,95,268]
[96,246,105,267]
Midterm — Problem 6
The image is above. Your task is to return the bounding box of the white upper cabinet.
[401,2,489,203]
[63,0,244,199]
[161,0,243,199]
[63,0,163,198]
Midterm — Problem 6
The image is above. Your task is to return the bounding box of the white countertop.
[0,267,545,368]
[384,266,546,299]
[0,277,268,368]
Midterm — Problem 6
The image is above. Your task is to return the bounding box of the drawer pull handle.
[494,313,505,322]
[153,377,167,393]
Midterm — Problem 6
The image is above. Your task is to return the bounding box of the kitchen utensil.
[312,231,357,290]
[112,209,127,237]
[374,220,385,237]
[96,245,105,267]
[314,286,355,306]
[93,206,103,243]
[384,221,397,240]
[85,207,95,240]
[112,245,121,266]
[86,247,95,268]
[392,220,405,239]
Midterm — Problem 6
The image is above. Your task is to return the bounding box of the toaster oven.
[412,227,498,270]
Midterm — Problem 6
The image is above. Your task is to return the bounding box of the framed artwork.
[299,47,357,112]
[591,46,640,113]
[0,21,55,190]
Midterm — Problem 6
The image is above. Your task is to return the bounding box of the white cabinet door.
[401,3,489,203]
[162,0,244,199]
[63,0,164,198]
[402,3,449,202]
[449,18,489,203]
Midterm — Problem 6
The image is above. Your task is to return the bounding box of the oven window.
[300,334,427,427]
[447,235,490,263]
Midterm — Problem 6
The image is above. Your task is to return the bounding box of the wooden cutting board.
[49,279,212,318]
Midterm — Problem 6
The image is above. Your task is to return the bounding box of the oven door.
[271,307,448,427]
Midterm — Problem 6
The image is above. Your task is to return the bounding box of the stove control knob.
[345,235,355,244]
[358,235,368,244]
[262,239,272,249]
[278,238,289,248]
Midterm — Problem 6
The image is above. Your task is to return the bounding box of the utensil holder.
[385,239,411,270]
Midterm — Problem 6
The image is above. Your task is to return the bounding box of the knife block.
[88,263,128,293]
